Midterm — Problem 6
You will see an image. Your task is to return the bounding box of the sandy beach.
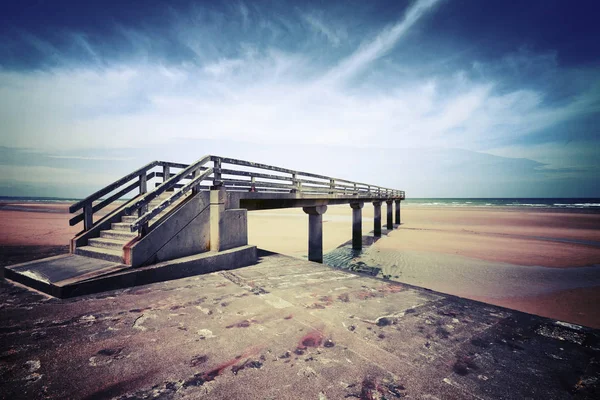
[1,201,599,328]
[248,205,600,328]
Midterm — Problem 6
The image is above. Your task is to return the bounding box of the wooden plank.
[83,204,93,231]
[160,161,189,170]
[220,168,292,182]
[222,179,294,190]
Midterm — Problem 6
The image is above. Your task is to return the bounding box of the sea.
[403,198,600,210]
[1,196,600,210]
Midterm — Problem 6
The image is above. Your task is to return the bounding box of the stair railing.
[69,160,193,232]
[69,161,161,231]
[125,155,214,235]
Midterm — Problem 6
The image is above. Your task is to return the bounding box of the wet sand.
[248,205,600,329]
[1,201,599,328]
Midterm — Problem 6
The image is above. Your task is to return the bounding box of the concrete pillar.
[350,202,363,250]
[395,200,401,225]
[210,188,226,251]
[386,200,393,230]
[303,206,327,263]
[373,201,382,237]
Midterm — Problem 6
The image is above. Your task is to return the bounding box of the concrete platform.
[1,251,598,399]
[3,246,257,298]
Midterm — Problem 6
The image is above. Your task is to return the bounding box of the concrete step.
[74,246,123,263]
[121,215,137,223]
[111,222,133,231]
[100,230,137,241]
[88,237,126,251]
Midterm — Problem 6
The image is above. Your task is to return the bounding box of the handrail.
[69,160,192,232]
[130,168,214,232]
[70,154,404,236]
[212,155,403,197]
[124,155,212,216]
[69,160,160,213]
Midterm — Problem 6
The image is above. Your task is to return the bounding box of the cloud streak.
[322,0,440,85]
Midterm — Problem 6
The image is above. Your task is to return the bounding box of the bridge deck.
[230,191,398,210]
[1,251,598,399]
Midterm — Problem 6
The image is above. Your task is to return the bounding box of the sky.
[0,0,599,198]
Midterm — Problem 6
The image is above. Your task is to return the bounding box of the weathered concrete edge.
[59,245,257,298]
[2,245,257,299]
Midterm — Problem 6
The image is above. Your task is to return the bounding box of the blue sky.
[1,0,599,198]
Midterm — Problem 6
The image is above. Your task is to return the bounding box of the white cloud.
[301,12,345,47]
[0,0,598,183]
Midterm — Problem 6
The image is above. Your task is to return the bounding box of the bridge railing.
[70,154,405,235]
[214,156,404,198]
[68,160,190,231]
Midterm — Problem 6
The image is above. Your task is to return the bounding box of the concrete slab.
[0,252,598,399]
[4,255,129,297]
[3,246,257,298]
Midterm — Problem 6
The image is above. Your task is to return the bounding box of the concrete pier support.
[386,200,393,230]
[210,188,226,252]
[373,201,382,237]
[303,206,327,263]
[350,202,363,250]
[395,200,401,225]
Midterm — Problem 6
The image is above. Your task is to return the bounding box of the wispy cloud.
[301,12,345,47]
[322,0,440,85]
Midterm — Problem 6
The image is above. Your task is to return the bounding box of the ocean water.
[1,196,600,210]
[403,198,600,210]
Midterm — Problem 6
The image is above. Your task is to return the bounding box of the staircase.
[74,192,191,263]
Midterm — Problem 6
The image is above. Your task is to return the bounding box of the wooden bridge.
[5,155,404,297]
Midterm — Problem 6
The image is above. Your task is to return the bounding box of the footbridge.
[5,155,404,297]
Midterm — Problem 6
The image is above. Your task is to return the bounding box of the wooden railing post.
[191,168,199,195]
[83,203,93,231]
[137,173,149,236]
[139,173,148,213]
[291,173,299,193]
[139,173,147,194]
[213,158,222,188]
[163,165,170,183]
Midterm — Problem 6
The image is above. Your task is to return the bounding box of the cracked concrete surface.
[1,252,599,399]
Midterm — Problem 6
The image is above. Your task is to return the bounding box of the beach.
[1,200,599,328]
[248,205,600,328]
